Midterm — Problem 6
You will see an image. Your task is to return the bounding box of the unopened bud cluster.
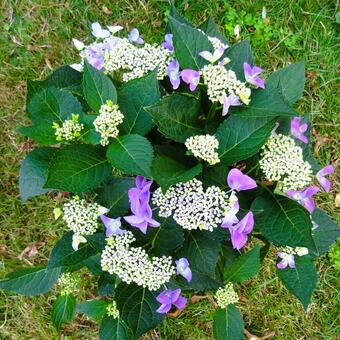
[280,246,309,256]
[215,283,239,308]
[185,134,220,165]
[53,114,84,142]
[58,272,79,296]
[152,179,231,231]
[106,301,119,319]
[197,29,229,50]
[101,232,175,291]
[259,134,312,191]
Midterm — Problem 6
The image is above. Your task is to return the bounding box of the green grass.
[0,0,339,339]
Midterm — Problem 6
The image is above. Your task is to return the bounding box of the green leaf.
[119,70,160,135]
[168,15,213,69]
[277,255,317,309]
[83,60,117,111]
[201,165,229,189]
[115,283,165,337]
[312,208,340,256]
[171,271,220,291]
[51,294,77,330]
[152,155,203,192]
[168,5,194,27]
[267,61,305,104]
[19,147,57,202]
[17,124,57,145]
[224,245,260,283]
[100,316,134,340]
[251,191,316,251]
[147,93,202,143]
[96,177,136,216]
[98,273,119,296]
[106,135,154,178]
[0,266,61,296]
[77,300,109,319]
[45,144,111,193]
[199,16,227,44]
[83,254,103,275]
[213,305,245,340]
[27,86,82,125]
[215,115,275,165]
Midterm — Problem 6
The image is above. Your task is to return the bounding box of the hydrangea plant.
[1,7,339,339]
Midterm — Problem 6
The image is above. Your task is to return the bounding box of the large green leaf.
[171,271,220,291]
[168,15,213,69]
[277,255,317,309]
[100,316,134,340]
[17,124,57,145]
[83,60,117,111]
[312,208,340,256]
[267,61,305,104]
[96,177,136,216]
[251,191,316,251]
[45,144,111,193]
[0,266,61,296]
[152,155,203,192]
[98,273,119,296]
[115,283,165,337]
[201,165,229,189]
[215,115,275,165]
[224,244,260,283]
[51,294,77,330]
[146,93,202,143]
[106,135,154,178]
[168,5,194,27]
[27,86,82,125]
[77,300,109,319]
[119,71,160,135]
[199,15,227,44]
[19,147,56,202]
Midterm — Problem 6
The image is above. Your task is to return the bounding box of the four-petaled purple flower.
[227,212,255,250]
[156,288,187,314]
[316,165,334,192]
[220,93,242,116]
[181,69,200,92]
[286,186,320,213]
[277,252,295,269]
[128,28,144,44]
[243,62,265,89]
[227,168,257,192]
[290,117,308,144]
[161,33,174,52]
[128,176,153,212]
[175,258,192,282]
[166,59,181,90]
[221,192,239,228]
[86,44,107,70]
[91,22,110,39]
[100,215,125,237]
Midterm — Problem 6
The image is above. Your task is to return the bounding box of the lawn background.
[0,0,339,339]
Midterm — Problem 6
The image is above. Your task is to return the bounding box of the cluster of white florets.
[197,29,229,50]
[93,100,124,146]
[259,134,313,191]
[57,272,79,296]
[152,179,230,231]
[280,246,309,256]
[53,114,84,142]
[63,198,101,235]
[201,64,251,104]
[185,134,220,165]
[215,283,239,308]
[106,301,119,319]
[101,232,175,291]
[102,37,171,81]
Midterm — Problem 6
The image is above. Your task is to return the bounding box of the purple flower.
[100,215,125,237]
[128,176,153,212]
[243,62,265,89]
[156,288,187,314]
[161,33,174,52]
[227,212,254,250]
[227,169,257,192]
[220,93,242,116]
[166,59,181,90]
[221,192,239,228]
[199,47,224,64]
[290,117,308,144]
[175,258,192,282]
[181,69,200,92]
[86,44,107,70]
[128,28,144,44]
[91,22,110,39]
[277,252,295,269]
[286,186,320,213]
[316,165,334,192]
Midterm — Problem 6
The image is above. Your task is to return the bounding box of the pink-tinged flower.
[243,62,265,89]
[175,258,192,282]
[316,165,334,192]
[161,33,174,52]
[290,117,308,144]
[156,288,187,314]
[91,22,110,39]
[277,252,295,269]
[227,212,254,250]
[181,69,200,92]
[286,186,320,213]
[199,47,224,64]
[220,93,242,116]
[128,176,153,212]
[166,59,181,90]
[100,215,125,237]
[221,192,239,228]
[128,28,144,44]
[227,169,257,192]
